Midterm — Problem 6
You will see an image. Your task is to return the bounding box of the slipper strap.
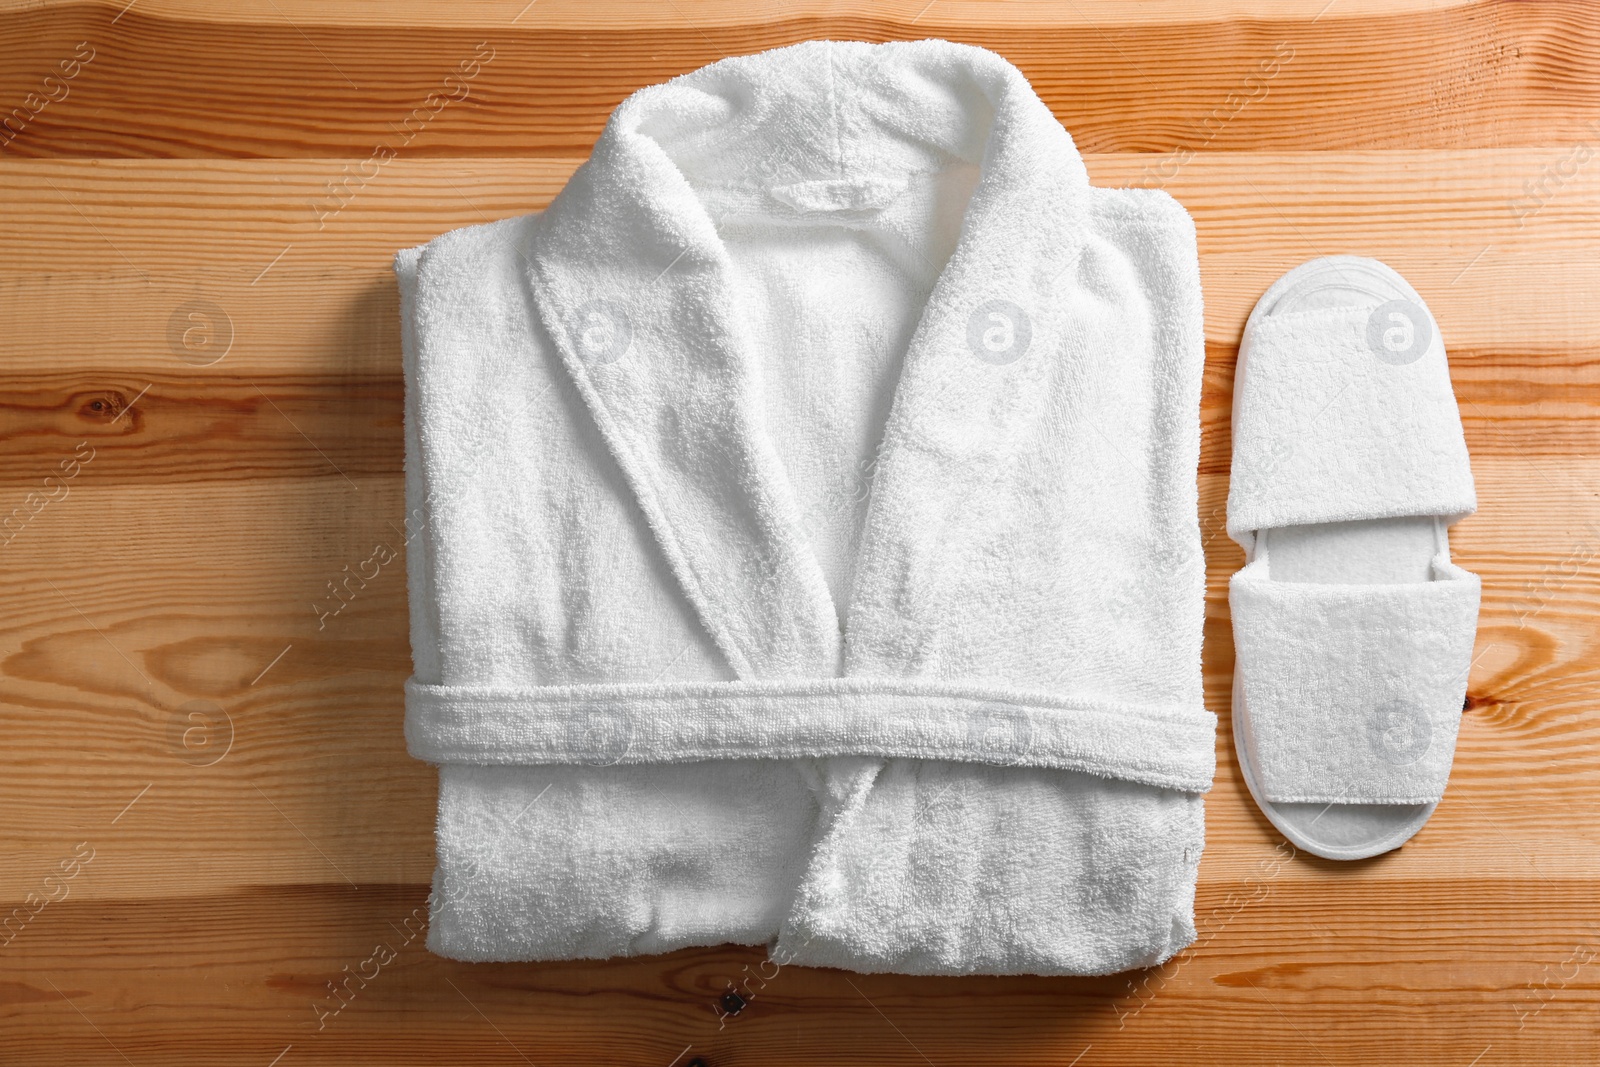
[1226,303,1476,544]
[1229,559,1481,805]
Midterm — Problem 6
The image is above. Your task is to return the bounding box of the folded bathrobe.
[396,38,1212,976]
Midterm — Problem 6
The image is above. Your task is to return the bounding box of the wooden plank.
[2,0,1598,1062]
[0,0,1492,26]
[0,463,1596,889]
[2,153,1596,490]
[0,1,1597,157]
[0,152,1596,897]
[1,881,1596,1065]
[0,149,1596,339]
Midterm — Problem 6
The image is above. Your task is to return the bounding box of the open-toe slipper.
[1226,255,1481,861]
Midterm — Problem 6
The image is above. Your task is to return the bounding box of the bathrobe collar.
[522,40,1091,680]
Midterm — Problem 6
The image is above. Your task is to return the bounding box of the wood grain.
[2,0,1599,1064]
[0,1,1597,158]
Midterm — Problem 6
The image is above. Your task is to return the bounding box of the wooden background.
[2,1,1597,1063]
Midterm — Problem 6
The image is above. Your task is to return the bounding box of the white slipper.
[1226,256,1481,861]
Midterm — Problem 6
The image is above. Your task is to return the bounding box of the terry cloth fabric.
[1230,561,1481,804]
[1226,264,1481,807]
[395,38,1212,977]
[1225,302,1477,546]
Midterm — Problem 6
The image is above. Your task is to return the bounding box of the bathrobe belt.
[404,677,1217,793]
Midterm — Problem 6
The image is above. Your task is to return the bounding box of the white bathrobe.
[396,38,1212,977]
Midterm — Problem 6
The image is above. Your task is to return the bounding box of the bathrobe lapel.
[523,128,844,680]
[842,88,1092,672]
[523,71,1090,682]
